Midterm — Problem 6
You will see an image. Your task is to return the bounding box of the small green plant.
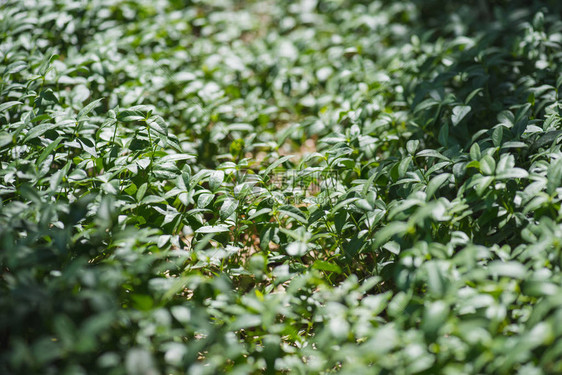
[2,0,562,373]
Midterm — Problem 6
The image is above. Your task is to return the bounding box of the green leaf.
[417,149,450,161]
[278,205,307,224]
[38,53,59,76]
[249,207,272,220]
[42,89,59,103]
[286,241,308,256]
[425,261,447,297]
[197,193,214,208]
[209,170,224,192]
[480,155,496,175]
[312,260,342,274]
[117,109,144,122]
[126,348,157,375]
[470,143,481,161]
[451,105,471,126]
[406,140,419,155]
[0,101,22,113]
[387,291,410,318]
[136,183,148,202]
[78,98,103,119]
[141,195,166,205]
[196,225,230,234]
[492,126,504,147]
[547,158,562,195]
[374,222,409,248]
[488,261,527,279]
[231,314,262,330]
[398,156,412,177]
[495,168,528,180]
[0,132,12,148]
[160,154,195,163]
[148,116,168,136]
[24,123,59,142]
[422,301,449,337]
[4,61,27,75]
[501,141,527,149]
[37,137,63,165]
[426,173,451,199]
[438,123,449,146]
[220,198,239,219]
[465,88,483,104]
[475,176,494,196]
[262,155,293,177]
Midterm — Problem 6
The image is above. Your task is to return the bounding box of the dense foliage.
[2,0,562,373]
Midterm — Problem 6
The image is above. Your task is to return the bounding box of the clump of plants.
[2,0,562,373]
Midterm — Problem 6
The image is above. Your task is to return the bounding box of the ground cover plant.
[2,0,562,373]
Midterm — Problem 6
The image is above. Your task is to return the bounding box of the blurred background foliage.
[2,0,562,373]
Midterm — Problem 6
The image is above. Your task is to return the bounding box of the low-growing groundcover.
[2,0,562,373]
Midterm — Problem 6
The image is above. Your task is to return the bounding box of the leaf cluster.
[2,0,562,374]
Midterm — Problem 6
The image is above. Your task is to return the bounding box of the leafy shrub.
[2,0,562,373]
